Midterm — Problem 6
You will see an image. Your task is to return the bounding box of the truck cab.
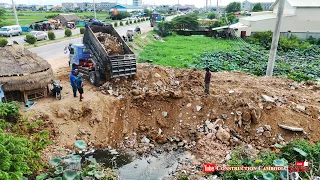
[68,44,92,69]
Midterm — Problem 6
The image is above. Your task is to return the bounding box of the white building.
[133,0,142,7]
[62,3,76,10]
[0,3,12,9]
[242,0,275,11]
[229,0,320,39]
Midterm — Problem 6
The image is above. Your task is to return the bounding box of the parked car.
[24,31,48,41]
[0,25,22,37]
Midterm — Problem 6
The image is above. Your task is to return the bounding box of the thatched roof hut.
[53,14,81,25]
[0,45,53,102]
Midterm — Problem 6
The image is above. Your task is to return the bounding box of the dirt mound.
[29,64,320,156]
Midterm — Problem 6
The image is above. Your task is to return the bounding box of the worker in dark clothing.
[76,73,84,101]
[70,70,77,97]
[204,67,211,94]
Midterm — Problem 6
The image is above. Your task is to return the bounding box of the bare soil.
[25,60,320,163]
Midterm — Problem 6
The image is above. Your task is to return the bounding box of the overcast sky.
[0,0,275,8]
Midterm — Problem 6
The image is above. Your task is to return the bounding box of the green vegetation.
[0,11,110,27]
[157,21,173,37]
[120,21,123,26]
[252,3,264,12]
[246,31,311,52]
[0,38,8,47]
[114,22,118,27]
[207,12,216,19]
[26,34,36,44]
[65,28,72,37]
[197,45,320,82]
[0,102,51,179]
[225,1,242,13]
[110,12,131,20]
[80,27,85,34]
[225,141,320,179]
[139,35,241,68]
[0,8,5,21]
[171,13,199,30]
[48,31,55,40]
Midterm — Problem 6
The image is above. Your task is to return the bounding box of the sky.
[0,0,275,8]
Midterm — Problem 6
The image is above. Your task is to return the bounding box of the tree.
[143,8,152,16]
[225,2,241,13]
[207,12,216,19]
[172,14,199,30]
[157,21,172,37]
[252,3,263,12]
[111,12,131,20]
[210,19,227,28]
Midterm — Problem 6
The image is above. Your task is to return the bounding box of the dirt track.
[26,60,320,158]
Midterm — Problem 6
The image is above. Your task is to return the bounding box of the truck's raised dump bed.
[83,24,136,79]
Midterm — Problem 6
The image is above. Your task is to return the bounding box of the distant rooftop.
[272,0,320,8]
[241,13,295,21]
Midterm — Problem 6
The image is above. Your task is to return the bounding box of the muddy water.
[85,149,185,180]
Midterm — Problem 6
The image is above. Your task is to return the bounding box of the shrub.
[137,19,141,22]
[80,27,85,34]
[0,102,20,122]
[0,38,8,47]
[120,21,123,26]
[48,31,55,40]
[26,34,36,44]
[65,28,72,37]
[126,21,129,25]
[114,22,118,27]
[129,20,132,24]
[157,21,173,37]
[134,20,137,23]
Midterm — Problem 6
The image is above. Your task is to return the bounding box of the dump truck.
[66,23,137,86]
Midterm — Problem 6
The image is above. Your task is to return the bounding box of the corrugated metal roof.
[240,13,295,21]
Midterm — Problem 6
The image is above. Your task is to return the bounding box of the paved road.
[8,28,80,45]
[28,16,176,61]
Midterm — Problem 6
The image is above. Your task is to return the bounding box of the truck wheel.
[89,71,99,87]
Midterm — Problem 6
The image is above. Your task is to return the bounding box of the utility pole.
[216,0,219,18]
[93,0,96,19]
[266,0,285,76]
[12,0,19,25]
[206,0,208,12]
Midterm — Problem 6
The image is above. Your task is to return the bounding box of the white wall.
[273,0,296,15]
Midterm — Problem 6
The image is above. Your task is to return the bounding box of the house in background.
[229,0,320,39]
[242,0,275,11]
[53,14,81,25]
[0,3,12,10]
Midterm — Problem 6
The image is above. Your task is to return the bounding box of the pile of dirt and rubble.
[96,32,124,55]
[29,64,320,169]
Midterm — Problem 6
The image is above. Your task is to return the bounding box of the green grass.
[138,35,241,68]
[1,11,112,26]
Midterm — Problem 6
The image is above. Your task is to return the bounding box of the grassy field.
[1,11,111,26]
[138,34,241,68]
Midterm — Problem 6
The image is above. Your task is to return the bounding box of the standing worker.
[204,67,211,94]
[76,73,84,101]
[70,70,77,97]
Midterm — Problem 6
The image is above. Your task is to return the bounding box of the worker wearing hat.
[70,70,77,97]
